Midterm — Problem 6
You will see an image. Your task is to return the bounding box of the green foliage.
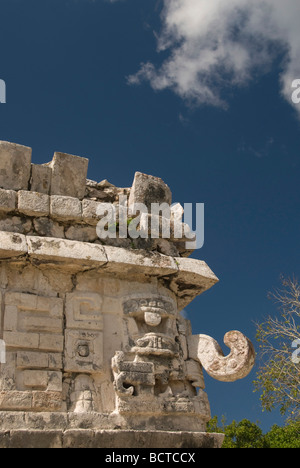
[264,421,300,448]
[253,277,300,420]
[104,217,135,233]
[207,416,300,448]
[207,416,266,448]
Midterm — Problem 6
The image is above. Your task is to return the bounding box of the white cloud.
[126,0,300,114]
[238,136,275,158]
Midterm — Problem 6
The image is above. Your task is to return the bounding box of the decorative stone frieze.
[0,142,255,448]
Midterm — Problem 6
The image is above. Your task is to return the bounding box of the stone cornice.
[0,231,218,310]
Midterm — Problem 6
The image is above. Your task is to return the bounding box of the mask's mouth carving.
[132,333,178,356]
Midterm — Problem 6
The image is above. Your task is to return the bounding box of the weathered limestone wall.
[0,141,255,448]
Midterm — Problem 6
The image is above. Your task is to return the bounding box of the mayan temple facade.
[0,141,255,448]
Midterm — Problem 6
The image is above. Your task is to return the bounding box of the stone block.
[0,189,17,213]
[0,293,2,336]
[50,195,82,221]
[63,429,95,449]
[65,225,98,243]
[66,292,103,330]
[39,334,64,352]
[81,199,102,225]
[16,351,49,369]
[9,429,63,448]
[3,292,64,334]
[3,331,40,350]
[33,217,64,238]
[0,431,10,448]
[18,191,50,217]
[22,370,62,392]
[0,216,32,235]
[0,141,32,191]
[0,352,17,392]
[0,391,32,410]
[117,360,154,374]
[64,329,103,373]
[23,370,49,389]
[128,172,172,211]
[32,391,62,411]
[47,372,63,392]
[24,412,68,431]
[48,353,63,370]
[16,349,62,371]
[3,293,64,357]
[0,412,27,432]
[49,151,88,199]
[30,164,52,194]
[185,360,205,389]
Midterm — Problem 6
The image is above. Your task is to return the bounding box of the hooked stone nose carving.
[188,330,255,382]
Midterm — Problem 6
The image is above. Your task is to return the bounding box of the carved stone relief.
[112,294,211,423]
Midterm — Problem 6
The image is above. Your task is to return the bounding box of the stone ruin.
[0,141,255,448]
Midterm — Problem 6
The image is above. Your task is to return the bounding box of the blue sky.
[0,0,299,432]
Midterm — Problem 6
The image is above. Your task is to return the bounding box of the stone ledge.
[26,235,107,268]
[0,232,28,258]
[0,429,224,449]
[3,430,63,449]
[169,258,219,310]
[0,232,218,308]
[103,245,179,277]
